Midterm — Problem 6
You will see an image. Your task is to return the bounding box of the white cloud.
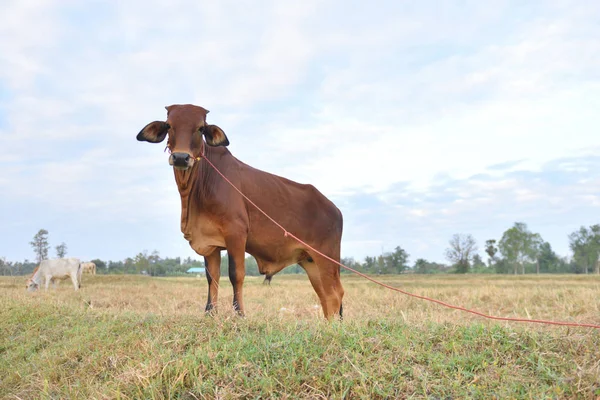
[0,1,67,91]
[1,1,599,264]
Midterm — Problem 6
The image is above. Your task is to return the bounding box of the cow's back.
[238,161,343,265]
[39,258,81,278]
[246,164,341,230]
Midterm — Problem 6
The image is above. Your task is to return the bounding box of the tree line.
[1,222,599,276]
[450,222,600,275]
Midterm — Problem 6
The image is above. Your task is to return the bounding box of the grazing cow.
[81,262,97,275]
[136,104,344,319]
[26,258,83,292]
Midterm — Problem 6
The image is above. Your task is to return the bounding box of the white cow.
[26,258,83,292]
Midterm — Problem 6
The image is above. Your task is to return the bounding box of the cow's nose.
[169,152,192,169]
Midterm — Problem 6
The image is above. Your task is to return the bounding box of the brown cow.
[80,262,96,275]
[136,104,344,319]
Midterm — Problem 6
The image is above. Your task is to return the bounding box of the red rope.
[200,155,600,329]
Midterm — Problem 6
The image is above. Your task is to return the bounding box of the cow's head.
[26,279,38,292]
[136,104,229,171]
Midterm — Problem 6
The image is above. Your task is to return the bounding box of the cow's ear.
[136,121,170,143]
[203,124,229,147]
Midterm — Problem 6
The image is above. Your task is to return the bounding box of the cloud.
[1,1,599,265]
[338,154,600,263]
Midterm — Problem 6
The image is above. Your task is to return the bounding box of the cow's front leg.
[70,273,79,291]
[204,250,221,313]
[226,238,247,316]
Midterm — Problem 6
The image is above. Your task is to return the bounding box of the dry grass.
[1,273,600,399]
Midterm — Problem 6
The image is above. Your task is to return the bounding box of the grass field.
[1,273,600,399]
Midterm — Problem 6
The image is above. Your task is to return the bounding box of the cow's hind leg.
[204,250,221,313]
[301,254,344,320]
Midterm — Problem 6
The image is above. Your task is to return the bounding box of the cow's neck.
[173,146,223,238]
[30,269,41,285]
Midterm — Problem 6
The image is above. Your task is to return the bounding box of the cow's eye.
[198,126,204,133]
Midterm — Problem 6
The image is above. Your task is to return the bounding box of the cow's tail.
[77,263,83,289]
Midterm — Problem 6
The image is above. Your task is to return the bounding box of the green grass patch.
[1,275,599,399]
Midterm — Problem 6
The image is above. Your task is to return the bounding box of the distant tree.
[413,258,447,274]
[493,257,511,274]
[91,259,107,274]
[123,257,136,274]
[0,257,11,276]
[377,254,386,274]
[108,260,125,274]
[183,257,195,265]
[220,252,228,275]
[11,261,22,276]
[129,250,163,275]
[134,251,150,274]
[30,229,50,263]
[537,242,560,273]
[471,254,487,272]
[485,239,498,266]
[244,256,260,276]
[382,246,410,274]
[135,250,161,276]
[218,252,274,276]
[149,250,160,276]
[414,258,429,274]
[363,256,377,273]
[445,234,478,273]
[159,256,187,275]
[568,224,600,274]
[55,242,67,258]
[281,263,304,274]
[498,222,541,274]
[340,257,362,274]
[393,246,410,273]
[8,260,37,276]
[557,256,571,274]
[529,233,544,274]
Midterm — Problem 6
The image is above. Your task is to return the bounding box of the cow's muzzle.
[169,152,194,170]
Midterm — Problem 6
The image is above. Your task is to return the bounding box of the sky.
[1,1,599,265]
